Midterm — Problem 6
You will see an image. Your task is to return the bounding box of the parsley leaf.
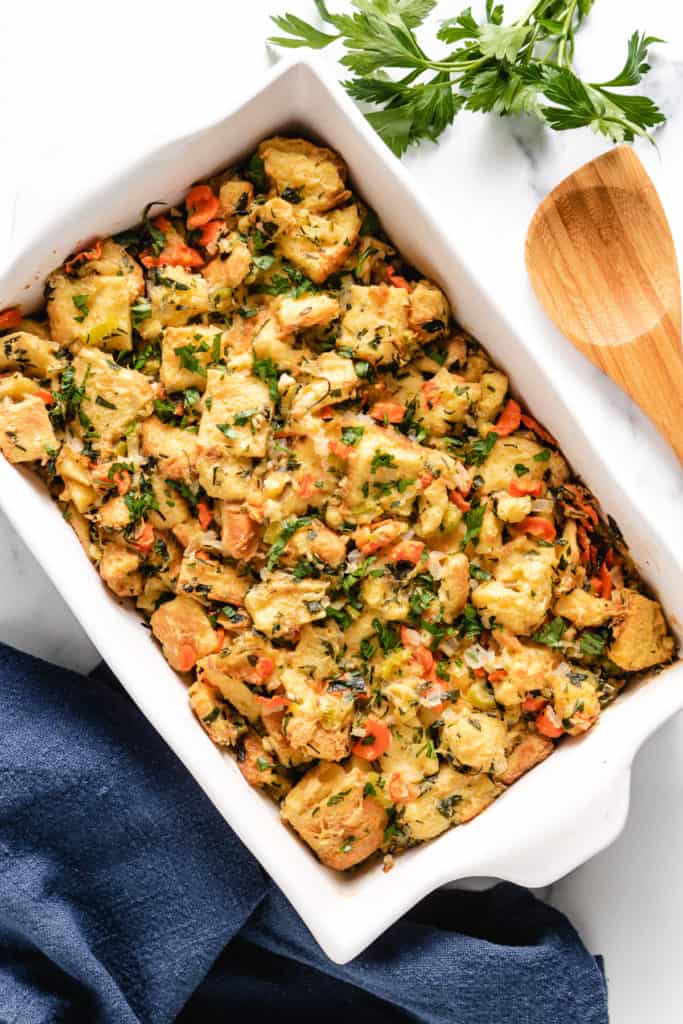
[533,616,568,647]
[269,3,664,155]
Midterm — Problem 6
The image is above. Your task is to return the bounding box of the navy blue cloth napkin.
[0,641,609,1024]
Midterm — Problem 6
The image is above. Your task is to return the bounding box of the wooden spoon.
[525,145,683,465]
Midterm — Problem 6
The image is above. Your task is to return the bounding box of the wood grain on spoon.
[525,145,683,465]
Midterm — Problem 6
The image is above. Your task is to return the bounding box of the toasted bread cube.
[47,273,133,352]
[609,591,674,672]
[202,237,252,290]
[478,435,549,493]
[198,635,278,722]
[281,762,387,870]
[250,313,301,373]
[290,352,358,420]
[198,368,272,459]
[219,179,254,216]
[160,326,225,392]
[437,552,470,623]
[0,395,56,464]
[275,294,340,334]
[99,542,143,597]
[0,373,42,402]
[344,424,423,523]
[440,701,508,775]
[188,680,247,748]
[66,502,101,563]
[97,494,132,533]
[67,239,144,301]
[408,281,450,338]
[496,729,553,784]
[177,548,251,606]
[236,731,292,796]
[150,594,217,671]
[141,416,200,484]
[72,348,154,450]
[220,504,259,561]
[554,588,614,628]
[0,331,61,377]
[278,203,361,285]
[197,452,252,500]
[492,634,559,707]
[338,283,416,367]
[401,765,502,842]
[55,445,97,513]
[244,571,329,638]
[471,537,554,635]
[258,136,350,213]
[278,518,347,570]
[142,267,210,335]
[148,473,192,530]
[476,369,508,424]
[550,665,601,735]
[278,667,353,762]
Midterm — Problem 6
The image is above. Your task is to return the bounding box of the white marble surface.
[0,0,681,1018]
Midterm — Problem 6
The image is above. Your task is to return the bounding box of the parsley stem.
[558,0,579,67]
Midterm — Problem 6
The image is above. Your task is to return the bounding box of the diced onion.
[531,498,554,514]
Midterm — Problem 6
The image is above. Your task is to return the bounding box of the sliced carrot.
[388,772,419,804]
[256,694,289,710]
[328,440,351,460]
[33,389,55,406]
[319,405,335,421]
[508,479,543,498]
[298,473,315,500]
[254,656,275,682]
[369,401,405,424]
[0,307,21,331]
[186,184,220,229]
[113,470,131,497]
[518,516,556,542]
[522,695,547,713]
[141,242,204,269]
[130,521,154,554]
[197,500,213,531]
[488,669,507,683]
[400,625,423,647]
[64,239,102,275]
[174,401,184,416]
[213,627,225,652]
[352,717,391,761]
[520,413,557,446]
[199,218,226,249]
[495,399,521,437]
[388,539,425,564]
[599,562,613,600]
[450,490,471,513]
[355,520,402,556]
[474,667,486,678]
[411,646,435,678]
[536,706,564,739]
[153,215,173,234]
[421,379,440,409]
[419,472,433,488]
[386,266,411,291]
[177,643,197,673]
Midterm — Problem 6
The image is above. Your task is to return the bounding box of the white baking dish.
[0,57,681,964]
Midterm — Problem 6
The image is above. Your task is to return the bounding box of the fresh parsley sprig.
[269,1,665,155]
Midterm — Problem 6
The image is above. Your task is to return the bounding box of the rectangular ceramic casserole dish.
[0,57,681,964]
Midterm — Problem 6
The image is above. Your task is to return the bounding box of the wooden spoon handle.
[581,314,683,463]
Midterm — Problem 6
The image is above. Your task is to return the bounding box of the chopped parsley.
[267,516,313,571]
[72,294,89,322]
[533,616,568,647]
